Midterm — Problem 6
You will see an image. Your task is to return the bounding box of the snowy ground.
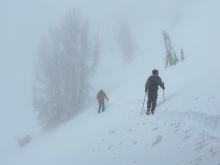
[5,102,220,165]
[4,49,220,165]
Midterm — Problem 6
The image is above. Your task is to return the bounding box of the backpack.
[148,76,159,91]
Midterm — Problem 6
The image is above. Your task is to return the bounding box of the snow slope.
[4,46,220,165]
[3,1,220,164]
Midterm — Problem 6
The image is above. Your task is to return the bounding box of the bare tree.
[90,33,100,73]
[162,31,178,67]
[116,22,136,63]
[33,11,98,130]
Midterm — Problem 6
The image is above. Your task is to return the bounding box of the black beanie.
[152,69,158,75]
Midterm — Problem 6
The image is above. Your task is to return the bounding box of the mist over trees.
[162,31,186,68]
[91,34,100,71]
[33,11,100,130]
[162,31,178,67]
[115,22,136,63]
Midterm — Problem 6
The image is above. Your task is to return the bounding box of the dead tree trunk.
[162,31,178,67]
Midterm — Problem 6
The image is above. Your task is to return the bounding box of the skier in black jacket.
[145,69,165,114]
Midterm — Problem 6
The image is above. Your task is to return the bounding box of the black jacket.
[145,75,164,93]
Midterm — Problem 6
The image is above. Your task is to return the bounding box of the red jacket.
[97,90,108,102]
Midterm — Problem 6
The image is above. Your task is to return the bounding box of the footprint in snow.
[127,128,133,133]
[185,129,191,134]
[169,122,177,127]
[194,97,199,100]
[195,144,205,151]
[118,141,123,145]
[92,146,100,152]
[208,97,214,101]
[132,140,138,146]
[209,148,218,156]
[194,157,203,163]
[153,127,159,131]
[209,136,220,142]
[108,129,117,135]
[152,135,163,146]
[174,123,180,128]
[174,128,180,133]
[196,139,206,145]
[107,145,114,150]
[184,134,191,140]
[173,123,181,132]
[132,160,137,164]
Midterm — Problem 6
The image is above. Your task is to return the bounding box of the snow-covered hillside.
[2,0,220,165]
[4,44,220,165]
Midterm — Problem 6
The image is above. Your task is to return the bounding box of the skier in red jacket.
[96,89,109,113]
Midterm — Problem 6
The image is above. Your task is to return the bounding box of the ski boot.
[146,108,150,115]
[151,108,155,115]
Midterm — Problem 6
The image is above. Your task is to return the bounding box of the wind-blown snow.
[5,28,220,165]
[1,0,220,165]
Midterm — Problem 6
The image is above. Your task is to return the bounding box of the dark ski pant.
[147,91,158,112]
[98,101,105,113]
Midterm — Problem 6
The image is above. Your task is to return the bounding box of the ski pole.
[162,82,165,101]
[141,92,147,114]
[97,102,99,113]
[163,90,165,101]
